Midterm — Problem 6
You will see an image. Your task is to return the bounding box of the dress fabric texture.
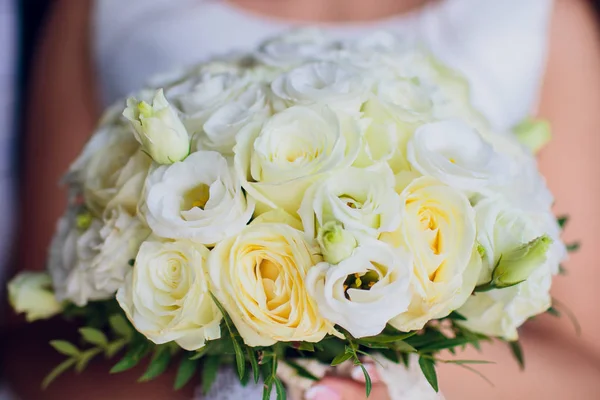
[92,0,555,398]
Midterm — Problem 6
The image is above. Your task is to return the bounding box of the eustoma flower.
[8,272,63,322]
[117,238,221,350]
[140,151,254,244]
[306,238,412,338]
[208,221,335,346]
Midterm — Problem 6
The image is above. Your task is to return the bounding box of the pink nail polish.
[351,364,380,383]
[305,385,342,400]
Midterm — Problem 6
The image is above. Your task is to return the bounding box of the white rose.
[255,28,333,68]
[8,272,63,322]
[73,126,151,216]
[388,177,481,331]
[48,212,107,306]
[208,222,335,346]
[117,238,221,350]
[123,89,191,165]
[299,165,401,238]
[375,79,434,123]
[271,61,367,114]
[196,83,272,155]
[90,207,151,294]
[457,197,560,339]
[407,119,509,192]
[306,239,412,338]
[234,106,361,213]
[166,70,248,118]
[140,151,254,244]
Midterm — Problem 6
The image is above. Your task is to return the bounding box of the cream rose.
[208,222,334,346]
[234,106,361,213]
[306,238,412,338]
[271,61,367,114]
[197,83,272,155]
[407,119,509,193]
[254,28,333,68]
[299,165,401,238]
[8,272,63,322]
[388,177,481,331]
[117,238,221,350]
[140,151,254,244]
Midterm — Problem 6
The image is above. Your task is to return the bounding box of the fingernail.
[351,364,380,384]
[305,385,341,400]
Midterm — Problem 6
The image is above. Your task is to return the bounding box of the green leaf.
[109,314,133,340]
[262,379,274,400]
[547,307,561,317]
[418,356,439,393]
[79,327,108,348]
[447,311,467,321]
[297,342,315,352]
[139,347,171,382]
[189,345,211,360]
[110,341,150,373]
[106,338,128,358]
[202,355,221,395]
[174,355,198,390]
[509,341,525,370]
[274,377,287,400]
[42,358,77,389]
[330,352,353,366]
[567,242,581,252]
[377,349,400,364]
[360,364,372,397]
[359,332,416,344]
[75,348,103,373]
[247,347,260,384]
[285,360,319,381]
[441,359,494,365]
[210,294,246,380]
[557,216,569,229]
[50,340,80,357]
[394,341,418,353]
[418,336,480,352]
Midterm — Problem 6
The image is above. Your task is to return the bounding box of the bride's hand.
[304,364,390,400]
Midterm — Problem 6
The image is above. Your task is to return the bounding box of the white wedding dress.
[92,0,555,398]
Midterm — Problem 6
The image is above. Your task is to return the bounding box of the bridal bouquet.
[9,30,572,399]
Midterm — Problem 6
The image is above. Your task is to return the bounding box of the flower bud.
[8,272,63,322]
[513,118,551,154]
[492,235,553,288]
[317,221,357,264]
[123,89,190,164]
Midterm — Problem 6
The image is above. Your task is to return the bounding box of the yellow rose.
[387,177,481,331]
[208,222,335,346]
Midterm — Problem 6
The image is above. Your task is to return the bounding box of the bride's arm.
[18,0,100,274]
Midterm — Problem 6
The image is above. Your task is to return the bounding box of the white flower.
[8,272,63,322]
[255,28,333,68]
[48,208,150,307]
[457,197,562,340]
[387,177,481,331]
[407,119,509,192]
[48,212,107,306]
[140,151,254,245]
[271,61,367,114]
[299,165,401,238]
[306,239,412,338]
[234,106,361,213]
[74,126,151,216]
[123,89,190,165]
[375,79,434,123]
[90,207,151,294]
[117,238,221,350]
[196,83,272,155]
[208,222,335,346]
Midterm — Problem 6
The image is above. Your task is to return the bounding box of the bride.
[5,0,600,399]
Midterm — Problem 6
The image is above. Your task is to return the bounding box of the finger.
[304,377,390,400]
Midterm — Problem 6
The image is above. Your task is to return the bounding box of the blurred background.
[1,1,600,399]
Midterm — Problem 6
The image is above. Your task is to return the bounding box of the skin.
[3,0,600,398]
